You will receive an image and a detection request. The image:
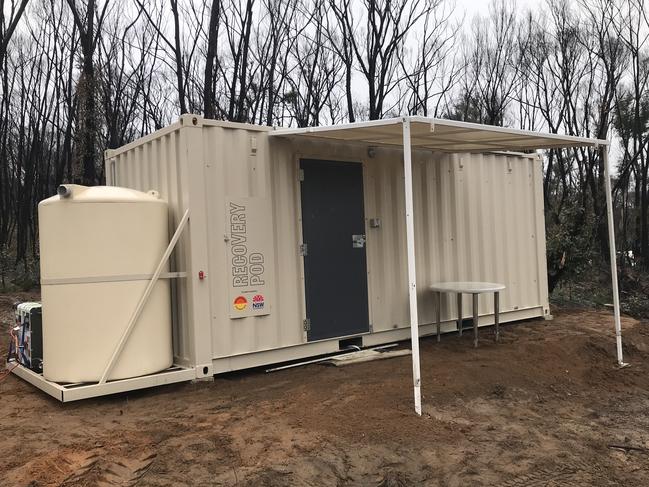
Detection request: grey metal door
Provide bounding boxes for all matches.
[300,159,370,341]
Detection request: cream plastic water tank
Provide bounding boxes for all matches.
[38,185,173,383]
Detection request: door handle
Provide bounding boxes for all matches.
[352,234,366,248]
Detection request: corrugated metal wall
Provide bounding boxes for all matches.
[201,124,304,359]
[278,138,548,335]
[105,119,549,369]
[368,149,547,329]
[105,123,195,366]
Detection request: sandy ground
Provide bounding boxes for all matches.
[2,293,649,486]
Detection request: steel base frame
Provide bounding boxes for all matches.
[7,361,195,402]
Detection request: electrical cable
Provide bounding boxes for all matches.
[0,323,21,383]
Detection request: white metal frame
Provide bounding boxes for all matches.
[7,361,195,402]
[275,116,625,414]
[272,116,608,150]
[409,122,623,413]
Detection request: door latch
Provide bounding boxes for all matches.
[352,234,366,248]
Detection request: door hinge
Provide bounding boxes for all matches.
[299,243,308,256]
[298,169,304,181]
[303,318,311,331]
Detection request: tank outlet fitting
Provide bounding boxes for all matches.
[57,185,72,199]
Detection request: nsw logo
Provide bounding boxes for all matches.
[252,294,265,310]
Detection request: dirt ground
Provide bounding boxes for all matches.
[2,293,649,486]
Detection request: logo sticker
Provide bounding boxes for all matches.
[252,294,265,310]
[233,296,247,311]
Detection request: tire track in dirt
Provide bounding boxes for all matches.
[499,459,611,486]
[1,442,157,486]
[60,449,157,486]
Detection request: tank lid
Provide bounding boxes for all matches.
[40,185,163,205]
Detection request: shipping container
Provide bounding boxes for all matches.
[103,115,551,379]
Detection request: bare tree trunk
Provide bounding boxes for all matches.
[66,0,109,185]
[204,0,221,119]
[0,0,29,60]
[170,0,187,114]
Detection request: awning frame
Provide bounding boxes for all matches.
[271,115,625,416]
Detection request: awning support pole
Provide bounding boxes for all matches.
[99,209,190,384]
[402,117,422,415]
[602,146,626,366]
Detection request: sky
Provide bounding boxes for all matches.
[455,0,493,15]
[454,0,544,19]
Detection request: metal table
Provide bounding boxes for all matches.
[430,282,506,347]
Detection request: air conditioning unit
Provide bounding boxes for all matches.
[11,302,43,373]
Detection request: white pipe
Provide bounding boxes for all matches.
[402,117,422,415]
[264,344,398,373]
[602,147,626,366]
[99,209,190,384]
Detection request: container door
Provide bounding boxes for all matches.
[300,159,370,341]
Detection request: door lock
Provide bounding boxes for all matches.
[352,234,366,248]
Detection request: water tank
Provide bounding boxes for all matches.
[38,185,173,383]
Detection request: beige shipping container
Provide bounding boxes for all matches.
[104,115,550,379]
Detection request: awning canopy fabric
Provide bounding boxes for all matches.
[270,116,608,153]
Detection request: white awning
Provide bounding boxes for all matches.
[273,116,622,416]
[270,116,608,152]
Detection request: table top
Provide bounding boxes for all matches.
[430,281,506,293]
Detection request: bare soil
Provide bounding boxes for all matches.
[2,292,649,486]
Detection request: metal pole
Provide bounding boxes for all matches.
[602,146,626,366]
[436,291,441,342]
[494,291,500,342]
[457,293,463,336]
[472,293,479,348]
[99,209,190,384]
[403,117,422,415]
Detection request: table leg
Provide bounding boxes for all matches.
[436,291,441,342]
[457,293,463,336]
[473,293,479,348]
[494,291,500,342]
